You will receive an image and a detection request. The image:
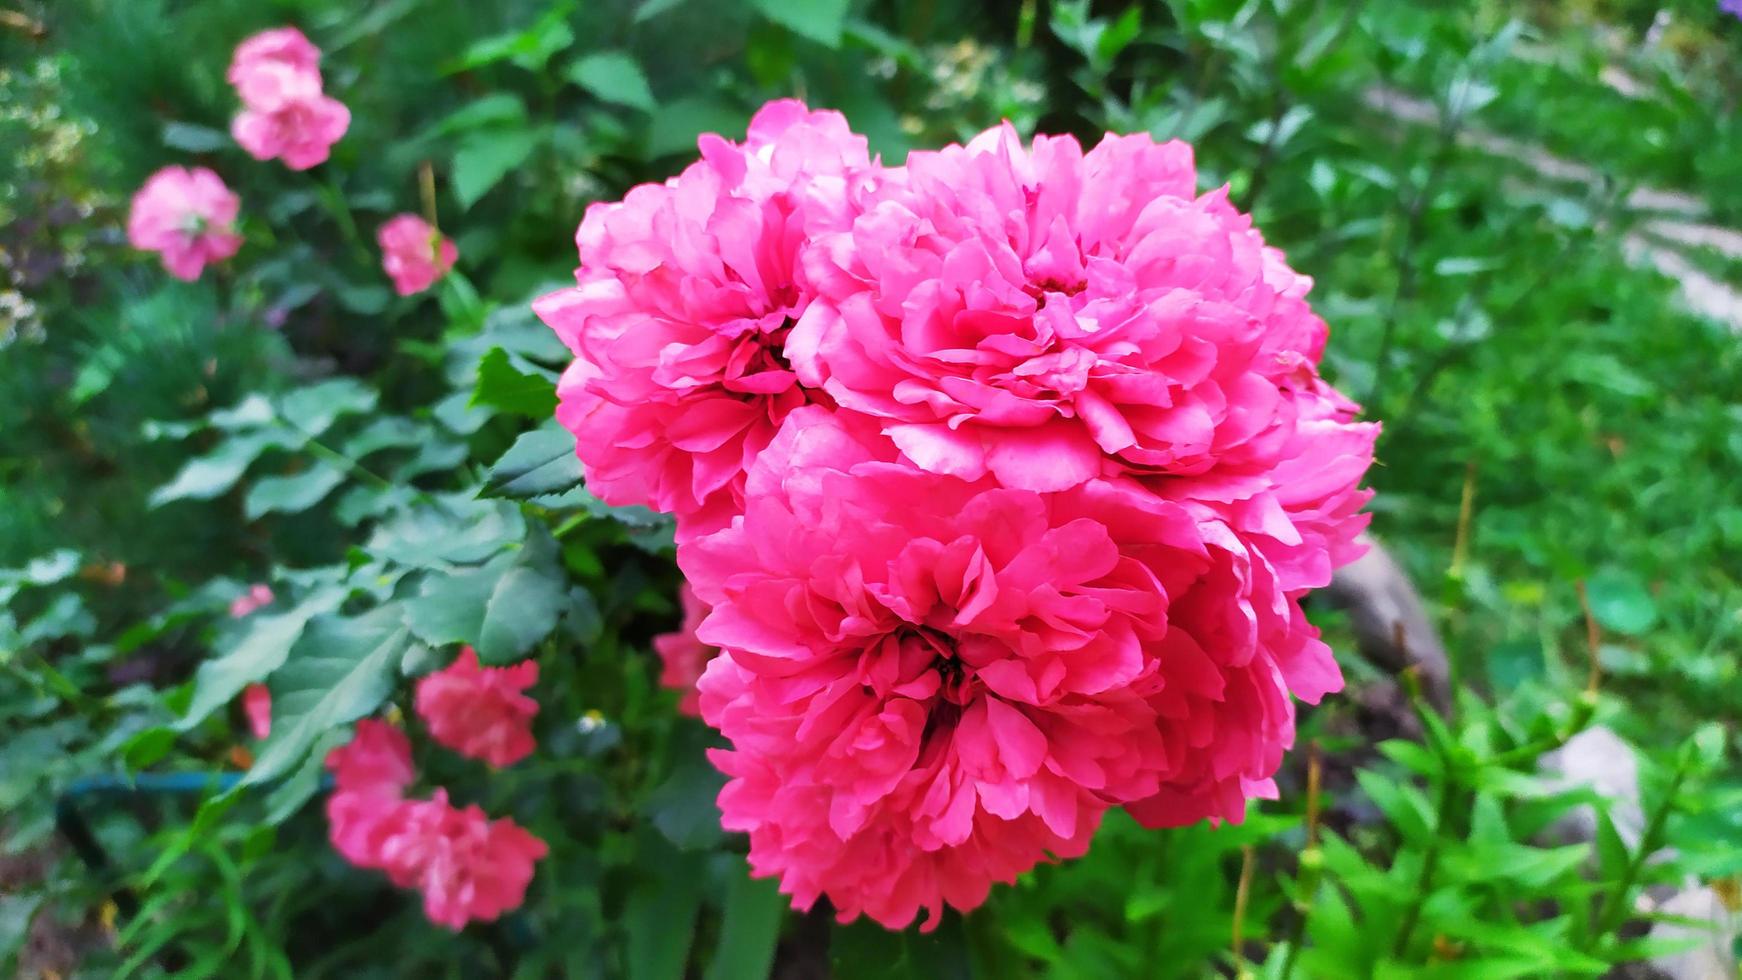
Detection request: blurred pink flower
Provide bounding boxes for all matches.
[1724,0,1742,21]
[226,27,321,105]
[324,720,418,867]
[323,720,545,929]
[241,683,272,740]
[377,214,457,296]
[126,166,243,281]
[227,26,348,170]
[228,583,275,618]
[651,583,717,716]
[414,647,539,768]
[533,99,872,539]
[375,790,548,931]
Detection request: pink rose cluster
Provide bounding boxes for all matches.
[322,648,546,930]
[227,27,348,170]
[128,28,459,296]
[537,102,1377,930]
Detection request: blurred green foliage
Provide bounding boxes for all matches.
[3,0,1741,976]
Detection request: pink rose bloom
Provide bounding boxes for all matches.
[790,124,1343,494]
[126,166,243,281]
[534,100,873,540]
[230,73,350,170]
[414,647,538,768]
[241,683,272,740]
[229,583,274,618]
[377,214,458,296]
[679,407,1358,928]
[227,27,348,171]
[374,790,548,930]
[226,27,322,105]
[651,584,717,716]
[324,720,418,867]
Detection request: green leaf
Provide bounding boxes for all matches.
[244,466,347,520]
[265,727,349,824]
[832,913,972,980]
[366,498,526,567]
[647,96,744,158]
[402,548,566,663]
[625,840,707,980]
[568,51,656,111]
[452,128,541,210]
[148,432,277,507]
[705,871,785,980]
[121,726,178,771]
[20,592,95,643]
[485,423,583,499]
[645,758,727,851]
[747,0,849,47]
[447,6,575,73]
[0,893,42,974]
[1583,568,1657,636]
[178,592,343,730]
[245,606,420,786]
[21,549,79,586]
[472,347,558,418]
[279,378,380,437]
[161,121,229,152]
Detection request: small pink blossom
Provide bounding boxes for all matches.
[374,790,548,931]
[651,584,717,716]
[126,166,243,281]
[226,27,321,105]
[534,100,872,539]
[377,214,458,296]
[229,583,275,618]
[241,683,272,740]
[227,27,348,170]
[414,647,539,768]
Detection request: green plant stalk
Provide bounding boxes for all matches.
[1390,775,1456,959]
[1588,760,1689,950]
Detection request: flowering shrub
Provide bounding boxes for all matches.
[537,104,1375,928]
[8,1,1742,977]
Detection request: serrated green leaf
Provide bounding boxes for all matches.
[244,466,347,520]
[472,346,558,418]
[402,548,566,663]
[486,423,583,498]
[245,606,419,786]
[279,379,380,438]
[568,50,656,111]
[149,432,278,507]
[366,498,526,567]
[178,592,344,730]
